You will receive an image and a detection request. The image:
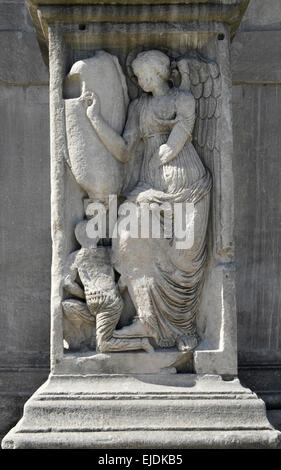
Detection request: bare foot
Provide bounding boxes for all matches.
[176,334,198,352]
[141,338,154,353]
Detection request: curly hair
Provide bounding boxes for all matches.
[132,50,170,81]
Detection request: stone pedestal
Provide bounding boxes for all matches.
[2,0,281,449]
[3,374,280,449]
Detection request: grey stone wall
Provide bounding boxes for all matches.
[232,1,281,364]
[0,0,281,441]
[0,0,50,440]
[231,0,281,428]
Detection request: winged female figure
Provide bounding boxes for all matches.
[81,49,213,352]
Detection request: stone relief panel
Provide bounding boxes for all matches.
[62,48,221,357]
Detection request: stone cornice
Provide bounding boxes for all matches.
[25,1,249,64]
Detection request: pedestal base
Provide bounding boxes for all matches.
[2,374,281,449]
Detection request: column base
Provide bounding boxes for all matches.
[2,373,281,449]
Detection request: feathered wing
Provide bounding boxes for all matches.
[176,52,221,172]
[176,52,221,248]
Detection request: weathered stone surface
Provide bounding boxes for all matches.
[56,350,193,374]
[267,411,281,432]
[0,1,51,445]
[64,51,128,198]
[7,0,278,450]
[2,0,281,450]
[0,1,33,31]
[2,374,280,449]
[232,84,281,363]
[26,0,249,63]
[240,0,281,30]
[0,31,48,84]
[239,366,281,409]
[0,83,50,367]
[5,430,281,449]
[54,47,215,359]
[0,367,48,441]
[231,31,281,84]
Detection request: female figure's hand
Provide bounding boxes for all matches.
[135,190,152,204]
[157,144,175,166]
[79,90,101,120]
[79,87,132,163]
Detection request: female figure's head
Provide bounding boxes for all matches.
[132,50,170,94]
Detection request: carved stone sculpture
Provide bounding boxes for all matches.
[62,49,215,355]
[63,220,154,353]
[4,1,280,450]
[64,50,129,200]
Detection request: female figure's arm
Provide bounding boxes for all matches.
[82,91,140,163]
[158,92,196,165]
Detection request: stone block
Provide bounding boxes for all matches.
[231,31,281,84]
[0,84,51,367]
[232,84,281,362]
[267,411,281,432]
[240,0,281,30]
[239,366,281,409]
[0,2,33,32]
[0,366,49,443]
[2,374,281,449]
[0,31,48,85]
[3,0,280,450]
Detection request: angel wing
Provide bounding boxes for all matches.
[176,52,222,252]
[176,52,221,173]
